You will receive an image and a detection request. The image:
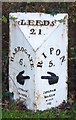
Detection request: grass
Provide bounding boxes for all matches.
[2,100,76,119]
[2,108,76,119]
[2,110,56,119]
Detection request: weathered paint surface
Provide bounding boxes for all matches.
[9,13,68,111]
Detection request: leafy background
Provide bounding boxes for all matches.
[2,2,76,119]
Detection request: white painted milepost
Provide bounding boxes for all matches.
[9,13,68,111]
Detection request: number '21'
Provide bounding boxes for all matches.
[30,29,41,35]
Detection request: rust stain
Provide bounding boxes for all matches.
[64,15,68,20]
[13,23,16,27]
[35,90,43,106]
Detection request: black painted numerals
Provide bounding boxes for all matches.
[49,60,55,67]
[30,29,41,35]
[10,46,34,70]
[30,29,36,35]
[37,47,66,68]
[19,59,23,65]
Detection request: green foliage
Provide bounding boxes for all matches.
[46,3,68,15]
[9,16,17,21]
[2,91,14,101]
[58,19,65,23]
[72,103,76,113]
[2,15,18,24]
[2,3,76,119]
[72,16,76,23]
[69,46,76,60]
[2,104,76,118]
[47,9,58,16]
[2,15,7,23]
[9,100,19,111]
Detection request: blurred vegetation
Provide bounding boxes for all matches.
[2,102,76,118]
[2,2,76,118]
